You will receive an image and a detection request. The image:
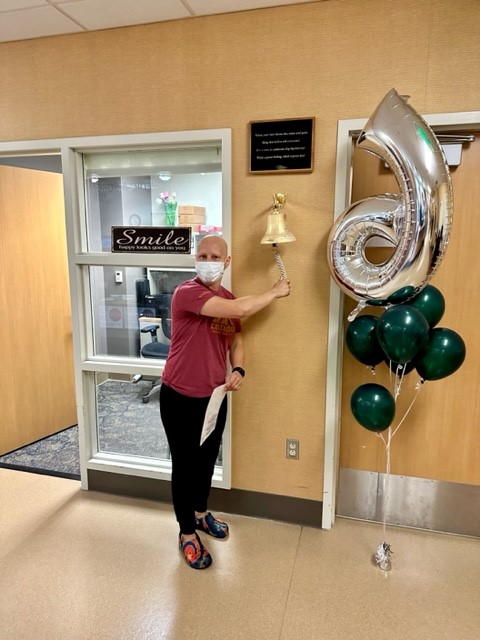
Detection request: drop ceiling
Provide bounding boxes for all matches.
[0,0,319,44]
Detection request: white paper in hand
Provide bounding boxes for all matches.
[200,385,227,445]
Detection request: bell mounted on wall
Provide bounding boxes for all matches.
[261,193,296,278]
[261,193,296,245]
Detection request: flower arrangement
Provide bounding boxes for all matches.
[159,191,176,203]
[157,191,177,226]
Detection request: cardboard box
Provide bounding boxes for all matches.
[178,213,206,224]
[178,205,206,226]
[178,205,206,216]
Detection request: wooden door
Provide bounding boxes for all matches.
[0,165,76,454]
[339,133,480,486]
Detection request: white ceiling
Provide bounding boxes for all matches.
[0,0,319,44]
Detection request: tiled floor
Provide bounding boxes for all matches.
[0,468,478,640]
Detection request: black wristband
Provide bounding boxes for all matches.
[232,366,245,377]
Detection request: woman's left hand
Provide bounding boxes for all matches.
[224,371,244,391]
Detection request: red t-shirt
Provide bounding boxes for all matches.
[161,277,241,397]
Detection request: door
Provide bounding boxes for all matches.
[336,132,480,535]
[0,164,76,454]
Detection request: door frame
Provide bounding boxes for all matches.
[322,108,480,529]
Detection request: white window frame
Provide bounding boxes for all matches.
[0,129,232,491]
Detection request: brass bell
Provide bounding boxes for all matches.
[260,193,296,245]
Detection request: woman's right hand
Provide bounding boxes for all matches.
[272,277,291,298]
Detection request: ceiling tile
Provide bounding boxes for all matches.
[0,0,318,44]
[61,0,191,31]
[187,0,317,17]
[0,5,82,42]
[0,0,49,11]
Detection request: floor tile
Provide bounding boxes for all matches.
[280,518,480,640]
[1,470,479,640]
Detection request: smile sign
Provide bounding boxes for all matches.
[111,227,191,253]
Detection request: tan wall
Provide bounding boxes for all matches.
[1,0,479,499]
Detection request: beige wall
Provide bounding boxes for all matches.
[1,0,479,500]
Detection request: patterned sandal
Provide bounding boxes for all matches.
[179,532,213,570]
[195,512,229,539]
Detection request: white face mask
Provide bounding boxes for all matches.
[195,261,225,285]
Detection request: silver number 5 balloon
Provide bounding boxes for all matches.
[328,88,453,317]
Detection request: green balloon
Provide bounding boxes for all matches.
[387,285,417,304]
[350,383,396,432]
[367,286,416,307]
[407,285,445,327]
[346,315,384,366]
[415,328,466,381]
[376,305,429,364]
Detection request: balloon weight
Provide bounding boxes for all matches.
[346,315,384,366]
[415,328,466,381]
[350,383,396,432]
[376,305,429,364]
[407,285,445,327]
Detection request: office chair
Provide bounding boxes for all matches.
[134,278,172,403]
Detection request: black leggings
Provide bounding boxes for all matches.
[159,383,227,535]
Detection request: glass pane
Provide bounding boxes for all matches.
[89,266,195,358]
[83,147,223,253]
[95,372,223,465]
[96,373,169,459]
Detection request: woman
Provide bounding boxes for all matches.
[160,234,290,569]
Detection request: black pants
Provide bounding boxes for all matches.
[159,383,227,535]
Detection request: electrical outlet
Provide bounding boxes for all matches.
[286,438,299,460]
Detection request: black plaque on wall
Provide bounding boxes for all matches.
[249,117,314,173]
[111,227,191,253]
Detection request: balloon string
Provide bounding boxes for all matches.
[384,428,392,540]
[391,380,423,439]
[376,380,424,538]
[376,428,392,540]
[388,361,407,400]
[394,366,406,400]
